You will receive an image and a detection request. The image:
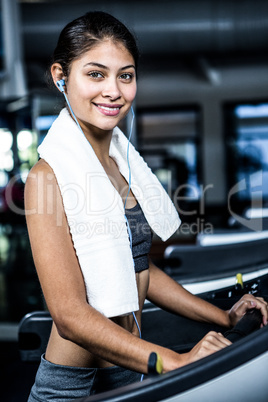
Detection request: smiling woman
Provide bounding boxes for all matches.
[24,10,268,402]
[51,40,137,135]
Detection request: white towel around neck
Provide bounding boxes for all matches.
[38,108,181,317]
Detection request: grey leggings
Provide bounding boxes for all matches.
[28,354,141,401]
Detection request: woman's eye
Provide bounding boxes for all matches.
[120,73,133,81]
[89,71,103,78]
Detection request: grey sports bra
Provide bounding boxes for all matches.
[125,203,153,273]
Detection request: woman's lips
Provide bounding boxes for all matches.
[94,103,123,117]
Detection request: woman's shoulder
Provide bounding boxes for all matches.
[24,159,63,216]
[25,159,56,194]
[30,158,53,174]
[27,159,55,182]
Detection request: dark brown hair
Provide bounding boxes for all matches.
[51,11,139,78]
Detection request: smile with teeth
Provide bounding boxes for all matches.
[98,105,120,111]
[95,103,123,116]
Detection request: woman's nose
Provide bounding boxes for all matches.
[102,78,121,100]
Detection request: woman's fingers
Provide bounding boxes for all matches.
[228,294,268,327]
[202,332,232,350]
[187,331,231,363]
[255,297,268,326]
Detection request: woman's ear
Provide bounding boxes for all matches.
[51,63,66,92]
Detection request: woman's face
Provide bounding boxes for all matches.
[64,40,137,136]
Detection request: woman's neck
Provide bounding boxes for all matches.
[84,127,113,167]
[74,117,113,166]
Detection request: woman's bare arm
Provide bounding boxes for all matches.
[147,259,268,328]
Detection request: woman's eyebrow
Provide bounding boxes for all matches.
[83,62,135,70]
[83,62,108,69]
[120,64,136,71]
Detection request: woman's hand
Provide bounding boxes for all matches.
[184,331,232,364]
[227,294,268,328]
